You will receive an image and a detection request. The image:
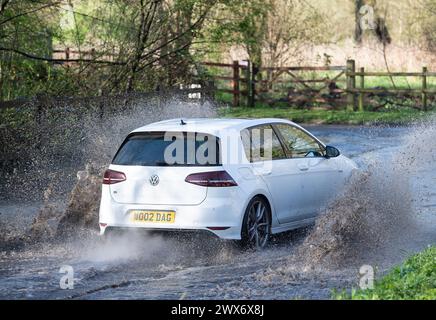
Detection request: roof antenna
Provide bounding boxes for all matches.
[180,119,187,125]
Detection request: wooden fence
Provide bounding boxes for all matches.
[201,61,253,107]
[52,48,115,63]
[202,59,436,110]
[4,48,436,111]
[256,64,346,108]
[346,60,436,111]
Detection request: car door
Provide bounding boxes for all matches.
[274,123,344,218]
[241,124,307,224]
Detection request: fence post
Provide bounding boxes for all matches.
[250,63,258,108]
[65,47,70,60]
[346,59,356,111]
[244,60,256,108]
[267,69,272,90]
[422,66,427,111]
[358,67,364,112]
[206,80,215,102]
[244,60,251,107]
[200,80,214,104]
[232,60,240,107]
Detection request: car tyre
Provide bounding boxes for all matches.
[239,196,271,249]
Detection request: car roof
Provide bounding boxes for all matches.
[131,118,300,136]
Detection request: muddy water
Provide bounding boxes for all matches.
[0,124,435,300]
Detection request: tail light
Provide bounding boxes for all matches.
[103,169,126,185]
[185,171,237,187]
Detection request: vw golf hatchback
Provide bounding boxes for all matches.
[99,118,357,248]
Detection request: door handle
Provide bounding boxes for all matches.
[252,161,273,176]
[298,163,309,171]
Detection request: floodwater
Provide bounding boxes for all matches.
[0,124,435,300]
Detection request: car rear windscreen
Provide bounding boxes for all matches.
[112,132,221,166]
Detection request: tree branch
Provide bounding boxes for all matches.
[138,6,211,62]
[136,40,192,72]
[0,1,60,26]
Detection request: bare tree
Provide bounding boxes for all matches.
[262,0,325,68]
[355,0,364,43]
[0,0,217,98]
[354,0,391,45]
[125,0,161,92]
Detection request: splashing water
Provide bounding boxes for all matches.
[0,96,218,249]
[286,117,436,271]
[0,99,435,299]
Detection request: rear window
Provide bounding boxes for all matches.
[112,131,221,166]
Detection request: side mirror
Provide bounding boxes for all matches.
[325,145,340,158]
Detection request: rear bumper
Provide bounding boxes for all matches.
[99,186,246,240]
[102,226,220,239]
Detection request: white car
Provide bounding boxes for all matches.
[99,118,357,248]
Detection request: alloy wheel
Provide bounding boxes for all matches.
[246,199,270,248]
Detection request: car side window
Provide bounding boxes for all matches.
[241,124,286,162]
[275,124,325,158]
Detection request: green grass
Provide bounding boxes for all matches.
[333,246,436,300]
[219,106,433,125]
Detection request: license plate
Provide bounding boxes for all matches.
[130,210,175,223]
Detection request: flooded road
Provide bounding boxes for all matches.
[0,124,435,300]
